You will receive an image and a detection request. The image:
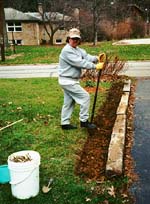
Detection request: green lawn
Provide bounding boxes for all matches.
[0,41,143,203]
[0,78,129,204]
[1,41,150,65]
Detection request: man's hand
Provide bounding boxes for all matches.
[96,62,104,70]
[98,53,106,63]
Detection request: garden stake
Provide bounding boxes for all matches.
[0,118,23,131]
[90,69,102,123]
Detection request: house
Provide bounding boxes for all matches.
[4,7,75,45]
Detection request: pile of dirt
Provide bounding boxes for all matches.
[75,77,124,180]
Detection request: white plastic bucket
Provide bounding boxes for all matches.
[8,150,40,200]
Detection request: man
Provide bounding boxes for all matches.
[58,28,104,130]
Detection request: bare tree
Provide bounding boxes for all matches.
[92,0,100,45]
[77,0,106,45]
[38,1,77,45]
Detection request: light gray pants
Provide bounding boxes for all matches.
[60,83,90,125]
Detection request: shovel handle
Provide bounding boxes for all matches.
[90,69,102,123]
[47,178,53,188]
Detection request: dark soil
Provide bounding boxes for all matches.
[75,75,137,203]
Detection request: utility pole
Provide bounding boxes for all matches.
[0,0,5,61]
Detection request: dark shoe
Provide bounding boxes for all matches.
[80,121,97,129]
[61,124,77,130]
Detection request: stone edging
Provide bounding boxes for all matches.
[106,79,131,177]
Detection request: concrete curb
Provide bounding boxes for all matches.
[106,79,131,177]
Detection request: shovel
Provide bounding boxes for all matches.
[90,53,107,123]
[42,178,53,193]
[90,69,102,123]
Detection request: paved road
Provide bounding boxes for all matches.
[0,64,58,78]
[120,61,150,77]
[0,61,150,78]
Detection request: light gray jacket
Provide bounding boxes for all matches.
[58,43,97,79]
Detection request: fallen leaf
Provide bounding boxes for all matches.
[107,185,116,197]
[85,197,91,202]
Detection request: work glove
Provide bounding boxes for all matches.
[96,62,104,70]
[97,52,107,63]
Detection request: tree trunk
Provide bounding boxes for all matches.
[0,0,5,61]
[92,0,98,46]
[49,33,54,45]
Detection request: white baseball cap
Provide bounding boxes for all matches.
[68,28,81,39]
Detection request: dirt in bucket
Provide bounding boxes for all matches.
[9,153,32,162]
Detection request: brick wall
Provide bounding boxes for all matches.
[7,22,68,45]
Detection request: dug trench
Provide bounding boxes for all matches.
[75,75,137,203]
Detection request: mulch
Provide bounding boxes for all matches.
[75,75,138,203]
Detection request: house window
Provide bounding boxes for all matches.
[7,22,22,32]
[16,40,22,45]
[8,39,22,45]
[55,39,62,44]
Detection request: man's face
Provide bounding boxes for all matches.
[69,38,80,48]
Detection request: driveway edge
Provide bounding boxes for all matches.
[106,79,131,177]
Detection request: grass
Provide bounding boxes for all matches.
[0,41,146,203]
[0,77,130,204]
[1,41,150,65]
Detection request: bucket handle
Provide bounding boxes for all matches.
[10,166,38,185]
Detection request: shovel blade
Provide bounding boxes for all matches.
[42,186,52,193]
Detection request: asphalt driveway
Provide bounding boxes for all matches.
[131,79,150,204]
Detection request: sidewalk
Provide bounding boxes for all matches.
[120,61,150,77]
